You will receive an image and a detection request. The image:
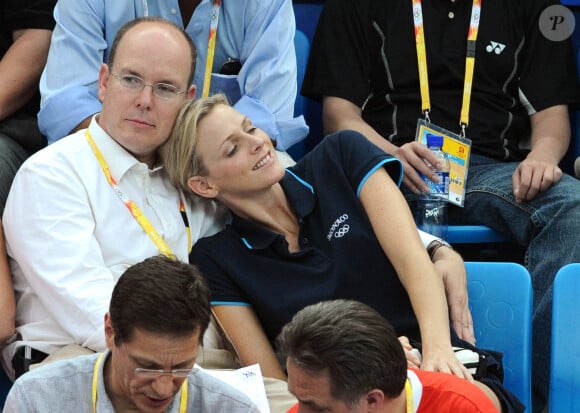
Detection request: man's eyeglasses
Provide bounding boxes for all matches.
[123,345,195,379]
[112,73,186,100]
[133,367,195,379]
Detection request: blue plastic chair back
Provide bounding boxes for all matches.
[287,29,311,161]
[466,261,533,410]
[575,48,580,160]
[447,225,508,244]
[549,263,580,412]
[293,29,309,119]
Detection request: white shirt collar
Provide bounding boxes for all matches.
[87,115,163,181]
[407,369,423,412]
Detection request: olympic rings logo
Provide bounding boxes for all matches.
[327,214,350,240]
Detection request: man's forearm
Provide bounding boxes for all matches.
[529,104,570,164]
[322,96,399,155]
[0,29,52,121]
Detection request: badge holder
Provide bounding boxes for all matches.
[415,119,472,207]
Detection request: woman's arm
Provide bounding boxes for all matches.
[359,167,471,379]
[213,305,287,380]
[420,231,475,344]
[0,220,16,343]
[432,246,475,345]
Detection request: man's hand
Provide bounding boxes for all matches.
[512,156,562,203]
[393,141,443,194]
[432,246,475,345]
[514,104,571,203]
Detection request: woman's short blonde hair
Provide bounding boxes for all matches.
[161,93,230,194]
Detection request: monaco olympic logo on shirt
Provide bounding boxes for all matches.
[326,214,350,241]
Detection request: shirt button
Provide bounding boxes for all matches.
[448,11,455,19]
[302,237,309,244]
[171,8,177,14]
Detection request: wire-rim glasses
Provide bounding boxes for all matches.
[122,345,195,379]
[112,73,186,100]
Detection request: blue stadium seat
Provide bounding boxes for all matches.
[447,225,508,244]
[466,261,533,410]
[563,45,580,175]
[293,29,309,120]
[292,1,324,41]
[574,48,580,161]
[0,367,11,409]
[291,1,324,158]
[549,263,580,412]
[287,29,311,161]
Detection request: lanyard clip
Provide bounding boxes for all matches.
[460,123,467,138]
[423,110,431,124]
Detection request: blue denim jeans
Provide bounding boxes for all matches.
[405,153,580,411]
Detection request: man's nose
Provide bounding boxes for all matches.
[150,374,177,397]
[135,85,154,108]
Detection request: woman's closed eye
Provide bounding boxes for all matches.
[225,142,239,157]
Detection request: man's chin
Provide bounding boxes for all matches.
[135,395,174,413]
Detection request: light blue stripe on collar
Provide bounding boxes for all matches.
[241,237,253,249]
[211,301,250,306]
[285,169,314,194]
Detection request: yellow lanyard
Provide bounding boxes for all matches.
[202,0,222,98]
[405,378,414,413]
[85,130,191,256]
[91,353,188,413]
[412,0,482,136]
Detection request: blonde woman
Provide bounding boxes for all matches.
[162,95,522,413]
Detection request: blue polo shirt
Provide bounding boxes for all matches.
[190,130,420,344]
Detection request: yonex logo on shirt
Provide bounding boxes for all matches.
[327,214,350,240]
[486,41,506,55]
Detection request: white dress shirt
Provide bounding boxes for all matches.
[1,117,227,375]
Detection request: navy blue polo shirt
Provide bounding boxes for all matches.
[190,130,420,345]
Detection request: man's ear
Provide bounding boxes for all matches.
[188,176,218,199]
[186,84,196,99]
[97,64,110,103]
[365,389,386,412]
[104,312,115,351]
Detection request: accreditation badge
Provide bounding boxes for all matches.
[415,119,472,207]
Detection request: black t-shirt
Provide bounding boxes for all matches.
[302,0,580,161]
[0,0,56,116]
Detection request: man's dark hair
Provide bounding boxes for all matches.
[109,255,211,346]
[107,17,197,87]
[277,299,407,408]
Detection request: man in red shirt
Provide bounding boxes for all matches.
[279,300,514,413]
